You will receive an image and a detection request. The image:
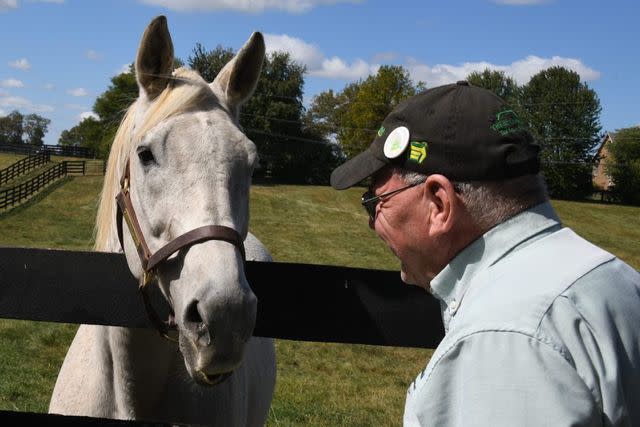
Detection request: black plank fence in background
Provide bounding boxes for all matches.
[0,144,96,159]
[0,160,102,211]
[0,152,51,186]
[0,246,445,426]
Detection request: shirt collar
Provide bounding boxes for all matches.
[429,201,562,330]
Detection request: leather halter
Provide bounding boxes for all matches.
[116,158,246,339]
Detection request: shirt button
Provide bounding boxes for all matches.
[449,300,459,314]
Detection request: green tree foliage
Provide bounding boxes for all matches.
[521,66,602,199]
[59,116,103,154]
[466,68,520,105]
[308,65,420,160]
[605,127,640,205]
[0,110,50,145]
[23,113,51,146]
[92,65,138,157]
[189,45,338,184]
[0,110,24,144]
[57,65,138,157]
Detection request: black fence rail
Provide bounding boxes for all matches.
[0,152,51,186]
[0,160,106,211]
[65,160,86,175]
[0,144,96,159]
[0,163,66,210]
[0,246,444,426]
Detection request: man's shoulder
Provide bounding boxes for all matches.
[450,227,615,334]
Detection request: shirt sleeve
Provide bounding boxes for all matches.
[404,330,602,427]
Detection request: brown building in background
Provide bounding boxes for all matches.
[593,132,615,191]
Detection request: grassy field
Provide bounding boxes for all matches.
[0,170,638,425]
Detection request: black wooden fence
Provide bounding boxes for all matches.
[0,152,51,186]
[0,161,96,210]
[0,144,96,159]
[0,246,445,425]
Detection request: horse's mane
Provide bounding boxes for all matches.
[94,68,214,252]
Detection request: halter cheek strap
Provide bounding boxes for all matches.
[115,159,246,339]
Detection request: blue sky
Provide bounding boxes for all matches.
[0,0,638,146]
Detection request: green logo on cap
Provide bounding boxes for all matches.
[409,141,428,164]
[377,126,386,137]
[491,109,525,136]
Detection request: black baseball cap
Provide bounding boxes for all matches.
[330,81,540,190]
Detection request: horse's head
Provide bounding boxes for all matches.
[97,16,265,386]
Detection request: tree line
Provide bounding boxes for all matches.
[0,111,50,146]
[4,41,635,203]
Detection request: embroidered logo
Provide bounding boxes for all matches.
[490,108,525,136]
[409,141,428,164]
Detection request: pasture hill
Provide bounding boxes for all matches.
[0,155,638,425]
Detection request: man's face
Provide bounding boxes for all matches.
[368,168,431,289]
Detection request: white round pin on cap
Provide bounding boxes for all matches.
[383,126,410,159]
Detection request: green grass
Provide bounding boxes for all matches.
[0,176,638,426]
[0,153,25,170]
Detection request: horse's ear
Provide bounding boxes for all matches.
[212,32,265,109]
[135,15,174,100]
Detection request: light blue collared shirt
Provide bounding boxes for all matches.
[404,202,640,426]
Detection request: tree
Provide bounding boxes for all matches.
[521,66,602,199]
[189,46,338,184]
[23,113,51,146]
[466,68,520,105]
[59,116,103,154]
[90,65,139,157]
[309,65,420,160]
[605,127,640,205]
[0,110,24,144]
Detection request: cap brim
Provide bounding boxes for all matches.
[330,149,387,190]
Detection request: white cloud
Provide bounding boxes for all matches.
[0,0,17,11]
[406,55,600,87]
[67,87,89,97]
[265,34,324,69]
[314,57,378,80]
[265,33,377,80]
[0,108,5,116]
[1,78,24,88]
[265,33,599,89]
[139,0,361,13]
[491,0,551,4]
[0,94,54,113]
[79,111,99,121]
[9,58,31,70]
[118,63,132,75]
[1,0,63,11]
[44,83,55,90]
[86,49,102,61]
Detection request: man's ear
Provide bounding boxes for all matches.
[424,174,458,236]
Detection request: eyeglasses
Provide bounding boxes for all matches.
[361,180,425,221]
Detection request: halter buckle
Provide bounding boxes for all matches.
[142,269,154,289]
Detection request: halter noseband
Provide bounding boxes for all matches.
[116,158,246,339]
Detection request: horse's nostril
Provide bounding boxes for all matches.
[185,299,202,324]
[185,300,212,346]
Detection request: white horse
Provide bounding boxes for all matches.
[48,16,276,426]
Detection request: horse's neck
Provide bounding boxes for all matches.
[105,326,183,417]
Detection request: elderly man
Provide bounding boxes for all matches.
[330,81,640,426]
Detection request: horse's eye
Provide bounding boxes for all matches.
[137,148,155,166]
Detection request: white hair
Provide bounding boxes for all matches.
[397,169,548,231]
